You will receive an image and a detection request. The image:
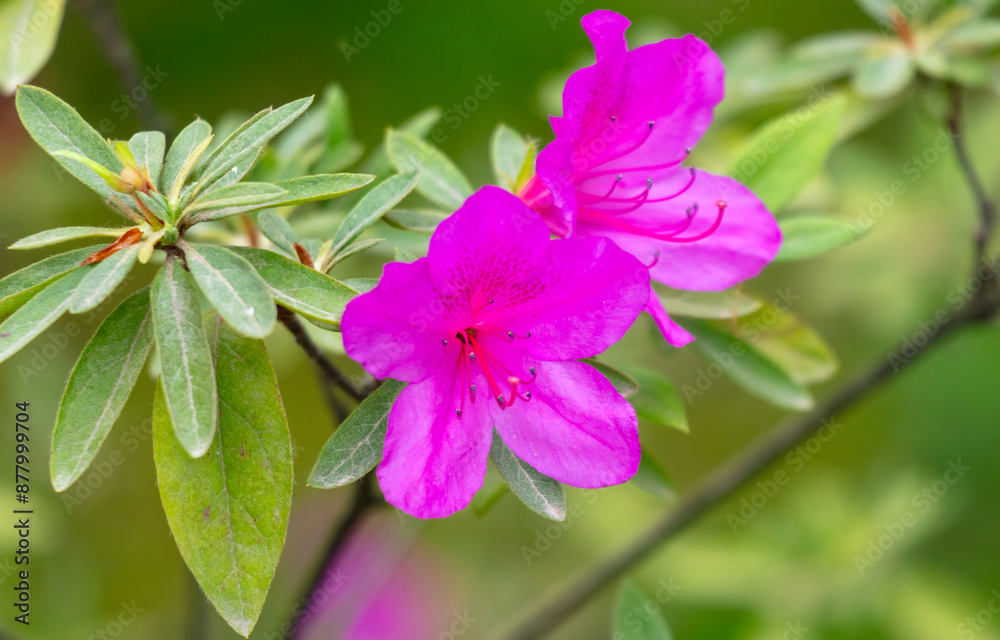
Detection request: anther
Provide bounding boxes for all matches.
[508,330,514,339]
[456,409,462,417]
[488,298,494,304]
[470,384,477,398]
[469,353,476,363]
[496,395,505,408]
[525,392,532,400]
[610,115,617,121]
[648,121,655,129]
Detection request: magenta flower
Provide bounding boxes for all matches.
[342,186,649,518]
[519,10,782,347]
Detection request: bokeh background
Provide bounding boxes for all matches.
[1,1,999,639]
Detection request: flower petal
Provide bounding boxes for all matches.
[645,285,695,347]
[490,359,640,488]
[377,364,492,519]
[495,236,649,361]
[578,171,782,291]
[528,138,576,237]
[341,258,453,383]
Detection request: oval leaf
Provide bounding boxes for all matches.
[308,379,406,488]
[162,119,213,204]
[128,131,166,188]
[490,430,567,521]
[0,0,66,94]
[51,288,153,491]
[151,256,217,457]
[186,182,287,216]
[386,129,472,210]
[153,322,292,637]
[184,244,276,339]
[776,214,869,262]
[657,288,763,320]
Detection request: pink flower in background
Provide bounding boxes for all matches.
[342,186,649,518]
[519,10,782,347]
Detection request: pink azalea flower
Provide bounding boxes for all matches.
[519,10,782,347]
[342,186,649,518]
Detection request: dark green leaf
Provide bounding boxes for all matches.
[151,256,217,457]
[626,367,689,432]
[308,380,406,488]
[153,322,292,637]
[183,244,276,338]
[51,288,153,491]
[490,430,566,521]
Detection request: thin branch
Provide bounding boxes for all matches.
[948,84,997,271]
[490,293,996,640]
[287,474,379,640]
[75,0,171,133]
[277,307,365,403]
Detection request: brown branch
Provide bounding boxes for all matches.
[277,306,365,403]
[75,0,171,133]
[490,292,996,640]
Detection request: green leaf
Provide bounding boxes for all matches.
[361,106,441,176]
[183,244,276,339]
[128,131,166,188]
[382,208,448,234]
[332,170,419,255]
[328,237,384,268]
[0,0,66,94]
[51,288,153,491]
[341,277,378,294]
[151,256,217,457]
[626,367,689,432]
[308,380,405,488]
[15,85,122,200]
[197,96,313,193]
[386,129,472,210]
[136,190,171,222]
[185,182,287,216]
[776,215,868,262]
[9,226,132,250]
[853,0,896,21]
[0,245,96,316]
[657,289,763,320]
[0,266,86,364]
[491,124,532,191]
[633,450,677,501]
[489,430,566,521]
[744,304,839,385]
[394,247,418,263]
[198,108,270,185]
[186,173,374,225]
[472,478,509,518]
[257,211,297,255]
[685,320,813,411]
[581,358,639,397]
[613,581,674,640]
[162,119,213,204]
[945,18,1000,48]
[227,246,358,330]
[69,244,140,314]
[853,50,915,99]
[728,93,846,213]
[153,322,292,637]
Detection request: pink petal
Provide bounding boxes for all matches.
[426,186,551,310]
[645,286,695,347]
[527,138,576,236]
[490,358,640,487]
[377,362,492,519]
[341,258,454,383]
[578,171,781,291]
[494,236,649,361]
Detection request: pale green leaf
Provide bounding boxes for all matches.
[745,304,839,385]
[69,243,140,313]
[151,256,217,457]
[0,245,96,316]
[0,0,66,94]
[853,51,915,99]
[0,266,85,364]
[15,85,122,200]
[329,237,384,268]
[394,247,418,263]
[257,211,297,255]
[51,288,153,491]
[776,215,869,262]
[183,244,276,339]
[491,124,531,191]
[332,170,419,255]
[308,380,405,488]
[657,289,763,320]
[490,430,566,521]
[387,129,472,210]
[382,208,448,235]
[153,322,292,637]
[127,131,166,188]
[162,119,213,203]
[185,182,287,216]
[10,226,132,250]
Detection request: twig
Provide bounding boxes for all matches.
[75,0,171,133]
[277,307,365,403]
[948,84,997,272]
[287,474,378,640]
[490,292,996,640]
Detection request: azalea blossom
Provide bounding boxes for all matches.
[519,10,782,346]
[341,186,649,518]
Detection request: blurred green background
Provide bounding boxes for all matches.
[1,0,999,639]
